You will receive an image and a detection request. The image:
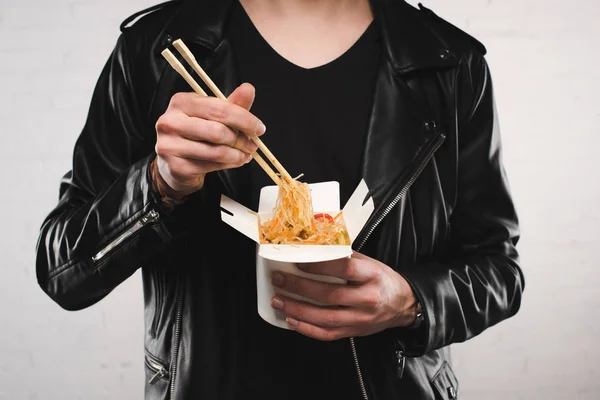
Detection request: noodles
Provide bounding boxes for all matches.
[162,40,352,245]
[259,178,350,245]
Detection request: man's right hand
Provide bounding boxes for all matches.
[154,83,265,198]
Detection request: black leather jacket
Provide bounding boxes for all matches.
[36,1,524,399]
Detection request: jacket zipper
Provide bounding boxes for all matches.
[170,284,185,400]
[92,210,160,263]
[146,355,170,384]
[349,338,369,399]
[351,132,446,400]
[355,133,446,252]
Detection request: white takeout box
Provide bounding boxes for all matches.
[220,180,374,329]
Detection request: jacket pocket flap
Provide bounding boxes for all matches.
[431,361,459,399]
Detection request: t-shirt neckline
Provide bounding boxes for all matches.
[234,2,377,73]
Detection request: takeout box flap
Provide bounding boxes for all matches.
[342,179,374,243]
[219,180,375,260]
[220,195,260,243]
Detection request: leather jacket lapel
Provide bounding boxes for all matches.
[359,59,446,235]
[372,0,458,73]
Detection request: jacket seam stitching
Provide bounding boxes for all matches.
[430,360,459,393]
[430,360,449,383]
[144,346,170,367]
[46,258,79,280]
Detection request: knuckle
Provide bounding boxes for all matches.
[206,121,228,144]
[204,145,224,162]
[371,268,383,284]
[231,132,243,150]
[364,312,377,325]
[218,124,232,144]
[324,331,340,342]
[206,101,228,122]
[155,115,174,135]
[170,92,187,108]
[236,150,249,165]
[325,312,340,327]
[344,261,358,279]
[154,140,168,157]
[363,291,380,310]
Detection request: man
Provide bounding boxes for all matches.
[36,0,524,399]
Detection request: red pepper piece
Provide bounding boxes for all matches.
[314,213,334,223]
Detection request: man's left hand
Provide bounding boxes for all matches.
[270,251,418,341]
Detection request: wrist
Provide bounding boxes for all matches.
[156,169,194,201]
[390,275,420,328]
[150,158,193,209]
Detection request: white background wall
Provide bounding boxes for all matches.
[0,0,598,399]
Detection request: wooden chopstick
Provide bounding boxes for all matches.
[171,39,295,185]
[160,49,208,97]
[161,48,282,186]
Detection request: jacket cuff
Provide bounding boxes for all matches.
[388,270,432,357]
[143,155,208,240]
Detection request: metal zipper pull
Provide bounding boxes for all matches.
[396,350,406,379]
[141,210,160,224]
[149,365,168,384]
[146,356,169,384]
[92,210,160,263]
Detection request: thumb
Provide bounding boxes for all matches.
[227,82,256,110]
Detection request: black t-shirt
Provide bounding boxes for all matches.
[229,3,380,209]
[226,3,381,399]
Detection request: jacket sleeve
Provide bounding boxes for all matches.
[396,55,525,356]
[35,33,187,311]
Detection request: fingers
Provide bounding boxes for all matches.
[154,83,262,196]
[158,154,246,189]
[157,110,258,153]
[284,318,350,341]
[296,256,376,283]
[271,272,379,308]
[180,115,258,154]
[160,138,252,165]
[168,92,266,138]
[227,82,256,110]
[156,119,255,164]
[271,295,371,330]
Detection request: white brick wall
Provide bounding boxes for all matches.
[0,1,597,399]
